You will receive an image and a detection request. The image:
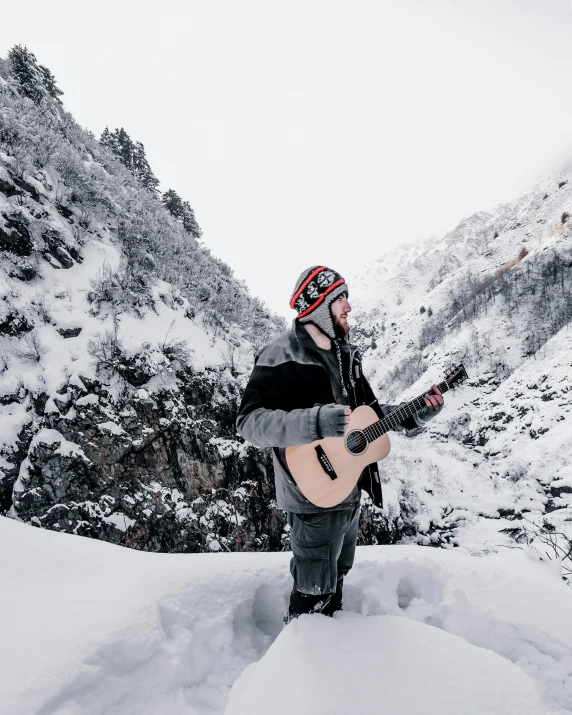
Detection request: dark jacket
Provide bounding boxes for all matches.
[236,322,422,513]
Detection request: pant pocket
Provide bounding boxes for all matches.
[290,538,331,596]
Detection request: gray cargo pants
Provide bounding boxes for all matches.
[286,503,360,620]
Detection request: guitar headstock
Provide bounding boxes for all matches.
[444,364,468,389]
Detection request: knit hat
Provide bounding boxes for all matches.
[290,265,349,340]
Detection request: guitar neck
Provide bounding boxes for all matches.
[365,380,449,442]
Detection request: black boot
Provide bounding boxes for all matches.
[284,587,338,624]
[319,577,343,617]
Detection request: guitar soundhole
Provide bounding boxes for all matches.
[345,429,368,455]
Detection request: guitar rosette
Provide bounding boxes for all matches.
[344,429,368,455]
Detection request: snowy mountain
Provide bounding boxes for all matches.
[1,44,572,715]
[349,171,572,559]
[1,43,571,574]
[0,49,286,553]
[1,515,571,714]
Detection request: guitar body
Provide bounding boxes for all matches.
[284,405,390,508]
[283,364,469,509]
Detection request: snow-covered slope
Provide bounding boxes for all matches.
[348,172,572,558]
[1,516,571,715]
[0,51,287,553]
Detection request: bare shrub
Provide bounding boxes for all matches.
[501,516,572,585]
[499,245,529,273]
[547,218,563,237]
[30,291,53,324]
[383,353,427,400]
[218,341,252,376]
[0,346,9,372]
[10,328,47,363]
[87,325,122,373]
[88,261,152,316]
[161,319,193,366]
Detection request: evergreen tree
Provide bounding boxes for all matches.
[99,127,159,196]
[8,44,63,104]
[182,200,203,239]
[132,141,160,196]
[116,128,135,168]
[100,127,119,154]
[162,189,185,219]
[38,64,64,102]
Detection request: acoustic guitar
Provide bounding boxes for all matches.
[284,364,468,508]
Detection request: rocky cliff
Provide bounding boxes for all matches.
[0,51,285,553]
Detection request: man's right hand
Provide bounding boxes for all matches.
[317,404,352,439]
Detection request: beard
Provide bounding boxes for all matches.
[334,316,350,339]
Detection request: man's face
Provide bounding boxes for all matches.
[331,292,351,338]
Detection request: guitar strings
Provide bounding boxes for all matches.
[354,368,465,445]
[360,379,449,444]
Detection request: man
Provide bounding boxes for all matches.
[236,265,444,622]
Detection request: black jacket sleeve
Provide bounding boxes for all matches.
[236,358,321,448]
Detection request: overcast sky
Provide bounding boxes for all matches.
[2,0,572,319]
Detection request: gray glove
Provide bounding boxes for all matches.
[413,386,444,427]
[316,403,350,439]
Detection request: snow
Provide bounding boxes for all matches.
[1,66,572,715]
[0,400,32,467]
[209,436,242,458]
[97,420,126,436]
[340,173,572,553]
[228,615,552,715]
[0,231,232,463]
[118,283,229,373]
[76,393,99,406]
[1,517,571,715]
[101,511,135,531]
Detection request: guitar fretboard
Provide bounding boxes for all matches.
[364,379,449,442]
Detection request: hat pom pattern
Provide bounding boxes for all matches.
[290,265,348,340]
[290,266,345,316]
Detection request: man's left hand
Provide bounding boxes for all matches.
[413,385,444,426]
[423,385,444,412]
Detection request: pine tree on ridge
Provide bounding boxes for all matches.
[8,44,63,104]
[99,127,159,196]
[181,200,203,239]
[162,189,185,220]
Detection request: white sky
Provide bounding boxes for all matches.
[2,0,572,319]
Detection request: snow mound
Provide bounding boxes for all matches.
[227,613,553,715]
[1,518,571,714]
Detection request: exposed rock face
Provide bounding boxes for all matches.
[0,151,286,555]
[0,52,295,556]
[0,213,34,256]
[0,307,33,337]
[7,365,281,553]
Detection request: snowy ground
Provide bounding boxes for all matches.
[1,516,571,715]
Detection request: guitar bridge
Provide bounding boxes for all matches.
[315,444,338,480]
